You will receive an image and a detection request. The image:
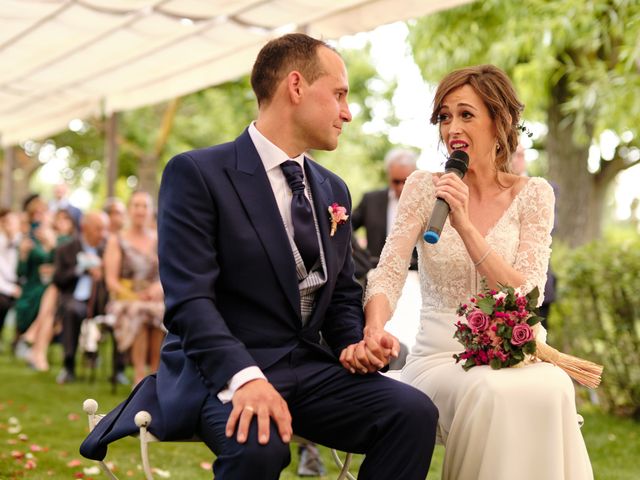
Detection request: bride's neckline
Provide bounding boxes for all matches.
[478,177,535,239]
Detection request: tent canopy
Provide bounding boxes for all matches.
[0,0,471,146]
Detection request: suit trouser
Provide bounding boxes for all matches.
[197,347,438,480]
[60,298,87,374]
[0,293,14,335]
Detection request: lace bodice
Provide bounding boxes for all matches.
[364,171,554,312]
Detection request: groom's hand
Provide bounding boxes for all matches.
[226,379,292,445]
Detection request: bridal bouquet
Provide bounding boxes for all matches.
[454,284,603,388]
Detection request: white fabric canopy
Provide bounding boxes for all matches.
[0,0,471,146]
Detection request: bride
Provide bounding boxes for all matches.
[360,65,593,479]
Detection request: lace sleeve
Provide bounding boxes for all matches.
[363,171,433,312]
[515,178,555,303]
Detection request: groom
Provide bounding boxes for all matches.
[80,33,437,479]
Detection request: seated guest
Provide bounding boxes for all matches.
[14,194,56,350]
[53,211,109,384]
[0,209,22,349]
[351,148,418,269]
[20,208,79,371]
[104,191,164,387]
[103,197,126,235]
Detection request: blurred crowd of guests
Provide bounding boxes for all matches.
[0,184,164,387]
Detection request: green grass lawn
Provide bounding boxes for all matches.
[0,338,638,479]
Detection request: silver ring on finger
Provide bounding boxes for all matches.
[244,406,255,413]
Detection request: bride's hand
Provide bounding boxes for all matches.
[433,172,471,233]
[363,326,399,368]
[339,328,399,374]
[339,327,399,374]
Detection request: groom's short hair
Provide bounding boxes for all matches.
[251,33,335,107]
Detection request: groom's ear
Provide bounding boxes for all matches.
[287,71,304,104]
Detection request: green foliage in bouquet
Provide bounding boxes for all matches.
[454,285,544,371]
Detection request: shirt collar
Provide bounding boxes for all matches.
[80,237,97,253]
[248,122,305,172]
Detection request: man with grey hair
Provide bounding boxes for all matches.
[352,148,418,269]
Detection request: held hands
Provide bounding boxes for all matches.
[433,172,470,232]
[226,378,292,445]
[339,327,399,374]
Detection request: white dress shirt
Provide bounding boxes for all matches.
[0,232,20,297]
[217,123,307,403]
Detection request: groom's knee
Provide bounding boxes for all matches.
[216,427,291,478]
[392,385,439,438]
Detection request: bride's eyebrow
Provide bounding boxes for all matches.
[456,102,478,111]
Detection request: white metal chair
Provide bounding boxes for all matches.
[83,399,355,480]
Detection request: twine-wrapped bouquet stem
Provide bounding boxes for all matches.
[535,341,603,389]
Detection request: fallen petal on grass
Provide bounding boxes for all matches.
[66,459,82,467]
[11,450,25,459]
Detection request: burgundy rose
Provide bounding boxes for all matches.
[467,309,490,333]
[511,323,534,346]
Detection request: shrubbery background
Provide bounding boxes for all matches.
[551,232,640,419]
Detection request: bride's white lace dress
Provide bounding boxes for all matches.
[365,171,593,480]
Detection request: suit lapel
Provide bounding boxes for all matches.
[225,131,300,317]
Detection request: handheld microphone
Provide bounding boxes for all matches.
[423,150,469,244]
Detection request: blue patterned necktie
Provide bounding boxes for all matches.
[280,160,319,271]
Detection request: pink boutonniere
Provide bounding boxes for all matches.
[328,203,349,237]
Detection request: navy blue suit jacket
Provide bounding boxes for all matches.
[80,129,364,460]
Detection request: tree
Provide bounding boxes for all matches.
[408,0,640,246]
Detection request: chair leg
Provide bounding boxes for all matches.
[82,399,119,480]
[331,449,356,480]
[135,411,154,480]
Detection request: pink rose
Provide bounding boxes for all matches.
[511,323,534,346]
[467,309,490,333]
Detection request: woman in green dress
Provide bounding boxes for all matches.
[14,195,56,338]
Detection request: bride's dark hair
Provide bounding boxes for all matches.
[430,64,524,173]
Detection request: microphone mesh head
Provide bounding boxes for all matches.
[446,150,469,176]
